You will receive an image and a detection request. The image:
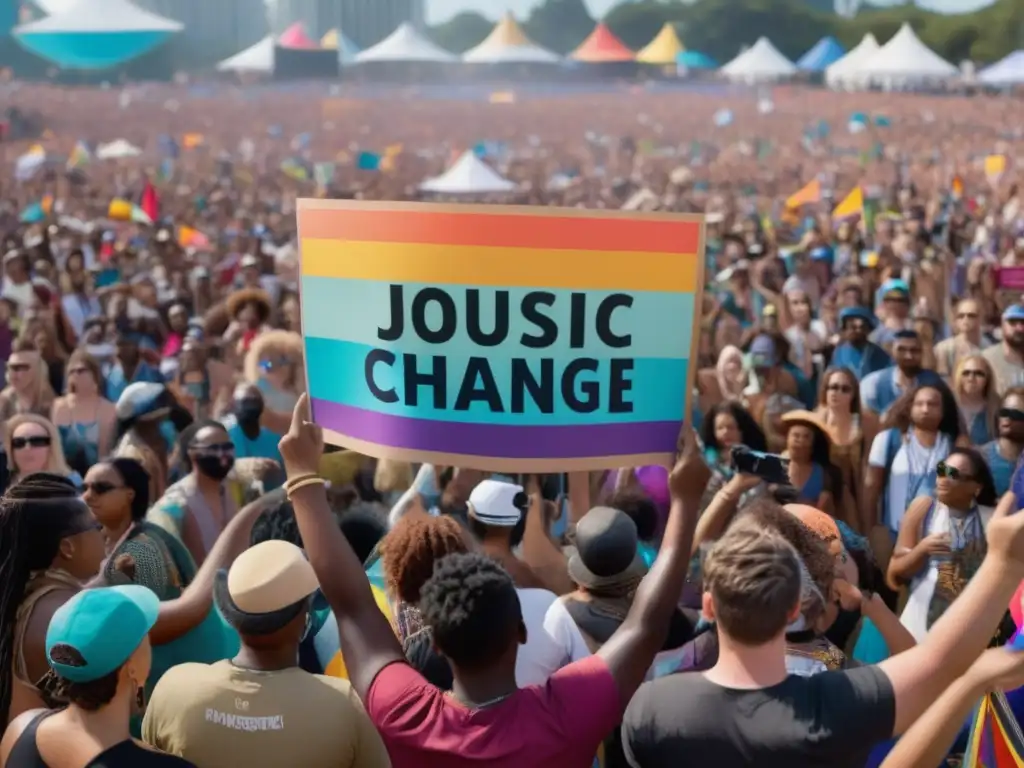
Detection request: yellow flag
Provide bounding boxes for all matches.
[108,199,132,221]
[785,179,821,210]
[984,154,1006,186]
[182,133,205,150]
[832,186,864,220]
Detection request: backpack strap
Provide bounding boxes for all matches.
[881,428,904,491]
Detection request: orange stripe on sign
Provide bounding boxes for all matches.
[297,207,702,254]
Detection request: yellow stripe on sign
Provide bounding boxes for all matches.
[299,239,699,293]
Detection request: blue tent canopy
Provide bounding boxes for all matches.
[13,0,182,70]
[797,36,845,72]
[676,50,718,70]
[979,50,1024,85]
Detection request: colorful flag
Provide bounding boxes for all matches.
[314,162,335,196]
[177,225,210,249]
[66,141,90,170]
[280,158,309,182]
[963,690,1024,767]
[785,179,821,210]
[182,133,204,150]
[832,186,864,221]
[356,151,381,171]
[952,174,965,200]
[985,155,1007,187]
[140,181,160,223]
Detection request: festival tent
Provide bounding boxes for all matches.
[419,151,516,195]
[635,23,685,65]
[720,37,797,83]
[462,13,560,64]
[824,33,879,88]
[216,35,275,74]
[571,22,634,63]
[677,50,717,70]
[277,22,318,50]
[13,0,182,70]
[320,29,360,64]
[979,50,1024,85]
[32,0,74,14]
[798,36,845,72]
[96,139,141,159]
[355,23,456,64]
[856,23,957,86]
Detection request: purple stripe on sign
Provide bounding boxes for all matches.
[311,398,681,459]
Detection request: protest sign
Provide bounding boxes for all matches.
[297,199,705,471]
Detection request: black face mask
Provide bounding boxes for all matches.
[194,454,234,481]
[235,400,263,424]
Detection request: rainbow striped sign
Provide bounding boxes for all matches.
[297,199,705,472]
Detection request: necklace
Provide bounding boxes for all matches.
[447,690,515,709]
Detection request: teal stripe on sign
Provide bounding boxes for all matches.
[300,276,694,361]
[305,336,688,426]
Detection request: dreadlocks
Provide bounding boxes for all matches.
[0,473,90,725]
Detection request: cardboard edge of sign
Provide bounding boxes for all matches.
[296,197,708,226]
[296,199,708,466]
[320,428,676,472]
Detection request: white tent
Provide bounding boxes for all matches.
[96,139,141,159]
[824,33,880,89]
[355,23,456,64]
[419,152,516,195]
[32,0,75,14]
[16,0,181,32]
[463,13,560,64]
[979,50,1024,86]
[720,37,796,83]
[857,23,957,86]
[217,35,275,73]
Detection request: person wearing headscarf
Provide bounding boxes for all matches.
[113,383,193,505]
[696,345,747,419]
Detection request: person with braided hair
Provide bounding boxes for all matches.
[0,473,105,728]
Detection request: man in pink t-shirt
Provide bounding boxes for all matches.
[280,394,709,767]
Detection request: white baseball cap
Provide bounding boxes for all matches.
[468,480,526,527]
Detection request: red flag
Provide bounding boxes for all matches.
[140,180,160,223]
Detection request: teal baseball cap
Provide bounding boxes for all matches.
[46,585,159,683]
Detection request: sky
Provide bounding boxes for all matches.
[427,0,995,24]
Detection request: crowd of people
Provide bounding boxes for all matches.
[0,77,1022,767]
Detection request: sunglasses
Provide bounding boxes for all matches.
[999,407,1024,422]
[7,363,30,373]
[258,358,291,372]
[12,435,50,450]
[82,481,123,495]
[936,461,973,482]
[961,369,987,379]
[957,312,979,319]
[827,383,853,394]
[191,442,235,455]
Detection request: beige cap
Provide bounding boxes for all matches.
[227,540,319,614]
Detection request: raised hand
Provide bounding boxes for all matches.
[669,428,711,504]
[278,393,323,479]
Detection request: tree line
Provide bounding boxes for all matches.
[430,0,1023,65]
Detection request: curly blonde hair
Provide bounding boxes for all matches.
[244,330,305,392]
